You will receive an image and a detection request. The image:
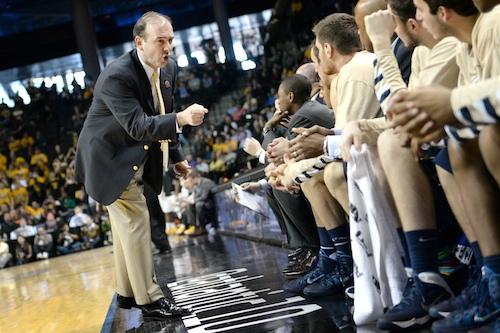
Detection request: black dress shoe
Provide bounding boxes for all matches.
[116,294,138,309]
[157,246,172,255]
[140,298,192,320]
[283,249,314,273]
[284,252,317,279]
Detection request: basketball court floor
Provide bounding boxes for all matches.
[0,235,437,333]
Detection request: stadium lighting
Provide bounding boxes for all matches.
[241,60,256,71]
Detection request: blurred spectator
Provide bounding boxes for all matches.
[69,206,91,228]
[195,157,209,174]
[15,236,33,264]
[81,219,101,249]
[10,218,37,240]
[34,227,53,259]
[0,237,12,268]
[56,224,81,255]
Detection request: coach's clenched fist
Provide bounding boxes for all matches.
[176,103,208,127]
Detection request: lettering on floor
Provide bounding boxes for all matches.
[168,268,322,333]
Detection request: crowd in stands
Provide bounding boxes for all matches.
[0,81,112,268]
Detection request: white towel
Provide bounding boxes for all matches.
[347,145,407,325]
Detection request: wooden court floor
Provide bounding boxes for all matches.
[0,246,115,333]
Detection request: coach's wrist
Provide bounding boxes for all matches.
[176,112,187,127]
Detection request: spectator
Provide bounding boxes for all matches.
[69,206,91,228]
[34,227,53,259]
[183,171,216,235]
[195,157,209,174]
[56,224,81,255]
[0,237,12,268]
[15,236,33,264]
[81,219,101,250]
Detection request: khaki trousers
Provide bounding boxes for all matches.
[105,167,164,305]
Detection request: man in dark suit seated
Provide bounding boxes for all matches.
[266,74,335,277]
[75,12,207,320]
[183,170,217,236]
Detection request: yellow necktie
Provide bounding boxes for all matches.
[152,70,169,170]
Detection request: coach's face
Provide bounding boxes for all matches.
[137,19,174,69]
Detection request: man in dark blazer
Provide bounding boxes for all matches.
[266,74,335,277]
[75,12,207,320]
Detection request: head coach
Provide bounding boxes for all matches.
[75,11,207,320]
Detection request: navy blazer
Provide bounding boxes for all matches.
[75,49,182,205]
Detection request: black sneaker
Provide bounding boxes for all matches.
[429,265,481,319]
[303,253,353,298]
[140,297,192,320]
[431,266,500,333]
[283,254,337,293]
[376,272,453,331]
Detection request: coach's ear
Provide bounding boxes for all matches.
[135,35,144,51]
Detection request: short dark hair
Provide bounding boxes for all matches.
[279,74,312,104]
[133,11,172,39]
[423,0,478,16]
[388,0,417,21]
[313,13,362,55]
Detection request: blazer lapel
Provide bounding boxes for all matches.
[130,49,156,115]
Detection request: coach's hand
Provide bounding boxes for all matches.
[177,103,208,127]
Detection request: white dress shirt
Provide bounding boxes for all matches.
[137,52,182,133]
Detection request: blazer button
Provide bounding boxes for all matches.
[133,165,139,171]
[143,144,149,151]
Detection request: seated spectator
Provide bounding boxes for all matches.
[195,157,209,174]
[10,218,37,240]
[44,211,59,233]
[25,201,45,224]
[202,73,213,89]
[15,236,33,264]
[0,237,12,268]
[30,147,48,167]
[209,151,226,177]
[0,181,11,207]
[81,219,101,249]
[183,170,217,235]
[56,224,81,255]
[34,227,53,259]
[69,206,91,228]
[10,180,28,207]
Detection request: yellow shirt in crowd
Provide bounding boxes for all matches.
[11,186,28,206]
[0,188,12,207]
